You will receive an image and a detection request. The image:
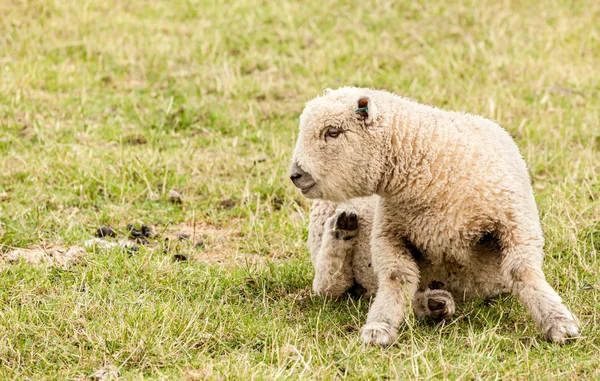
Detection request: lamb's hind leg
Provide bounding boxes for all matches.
[413,289,456,322]
[312,210,359,297]
[500,228,579,343]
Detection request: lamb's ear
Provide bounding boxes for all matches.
[355,96,378,125]
[323,88,333,96]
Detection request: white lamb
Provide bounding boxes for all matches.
[290,87,579,346]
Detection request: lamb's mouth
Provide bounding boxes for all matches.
[300,183,315,195]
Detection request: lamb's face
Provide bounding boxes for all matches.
[289,90,382,202]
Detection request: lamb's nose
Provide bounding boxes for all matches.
[289,162,310,188]
[289,167,306,187]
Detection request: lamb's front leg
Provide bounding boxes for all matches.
[312,210,359,297]
[361,210,419,346]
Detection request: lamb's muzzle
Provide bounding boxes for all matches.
[289,161,316,192]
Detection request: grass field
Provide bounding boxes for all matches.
[1,0,599,379]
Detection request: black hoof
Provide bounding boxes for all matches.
[428,299,446,311]
[335,211,358,231]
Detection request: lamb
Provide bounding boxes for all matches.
[309,196,456,321]
[290,86,579,346]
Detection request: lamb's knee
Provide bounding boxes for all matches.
[377,267,419,291]
[501,255,546,290]
[509,263,543,280]
[312,279,350,298]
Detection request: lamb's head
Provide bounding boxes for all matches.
[290,87,386,202]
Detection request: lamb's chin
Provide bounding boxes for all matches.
[299,185,322,200]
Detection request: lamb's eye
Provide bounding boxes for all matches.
[325,127,342,140]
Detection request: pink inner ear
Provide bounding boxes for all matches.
[357,98,369,109]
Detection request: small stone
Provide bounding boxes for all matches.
[96,226,117,238]
[85,238,118,250]
[169,189,183,204]
[172,254,188,262]
[86,238,140,256]
[195,241,205,249]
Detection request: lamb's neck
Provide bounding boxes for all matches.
[376,104,446,200]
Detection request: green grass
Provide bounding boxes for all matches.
[1,0,599,379]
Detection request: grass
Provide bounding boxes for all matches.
[0,0,599,379]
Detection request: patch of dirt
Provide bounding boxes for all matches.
[84,238,139,254]
[164,223,227,242]
[161,221,251,264]
[160,222,296,266]
[2,220,277,269]
[86,221,245,263]
[2,245,86,269]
